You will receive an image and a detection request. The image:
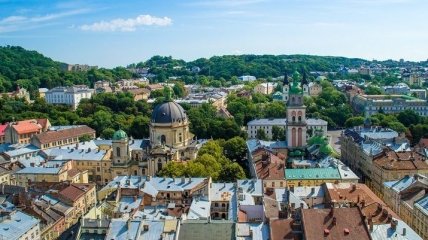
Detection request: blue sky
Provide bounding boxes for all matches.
[0,0,427,68]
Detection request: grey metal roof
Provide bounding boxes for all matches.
[151,101,187,124]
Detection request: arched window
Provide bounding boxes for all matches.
[292,116,296,122]
[298,116,302,121]
[157,160,163,171]
[116,147,121,157]
[179,133,182,142]
[161,135,166,145]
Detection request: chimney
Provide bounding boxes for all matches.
[351,183,357,192]
[329,207,334,216]
[402,228,406,236]
[147,175,151,181]
[377,203,383,212]
[332,217,337,226]
[387,214,392,223]
[368,217,373,232]
[391,220,398,230]
[181,177,185,184]
[311,187,315,195]
[361,199,365,208]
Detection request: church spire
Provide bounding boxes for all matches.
[301,70,308,86]
[283,71,289,85]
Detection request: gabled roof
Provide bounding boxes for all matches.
[11,120,43,134]
[33,125,95,144]
[301,207,371,240]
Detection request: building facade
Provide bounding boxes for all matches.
[45,85,94,109]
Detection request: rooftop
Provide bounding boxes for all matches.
[178,220,235,240]
[285,168,341,180]
[370,219,422,240]
[414,194,428,216]
[33,125,95,144]
[0,210,39,240]
[324,182,398,224]
[105,219,141,240]
[301,207,371,240]
[373,150,428,171]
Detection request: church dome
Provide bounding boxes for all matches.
[151,101,187,124]
[112,129,128,140]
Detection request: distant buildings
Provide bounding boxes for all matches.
[62,64,98,72]
[0,87,31,102]
[45,85,94,109]
[351,94,428,116]
[238,75,256,81]
[254,82,277,95]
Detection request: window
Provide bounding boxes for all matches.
[116,147,121,157]
[161,135,166,144]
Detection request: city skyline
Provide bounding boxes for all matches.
[1,0,427,68]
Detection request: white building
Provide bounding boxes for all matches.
[238,75,256,81]
[45,85,94,109]
[0,210,41,240]
[247,118,327,140]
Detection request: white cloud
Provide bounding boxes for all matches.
[80,15,172,32]
[0,9,89,33]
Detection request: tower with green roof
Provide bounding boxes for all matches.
[112,129,130,166]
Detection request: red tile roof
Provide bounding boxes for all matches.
[270,219,297,240]
[11,120,43,134]
[324,183,399,225]
[59,183,94,202]
[373,149,428,171]
[301,207,371,240]
[253,149,285,180]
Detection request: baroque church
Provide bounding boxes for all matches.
[108,100,203,178]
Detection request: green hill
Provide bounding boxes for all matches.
[0,45,133,93]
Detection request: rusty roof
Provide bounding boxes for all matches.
[270,219,297,240]
[373,150,428,171]
[301,207,371,240]
[253,150,285,180]
[59,183,94,202]
[33,125,95,144]
[324,183,398,225]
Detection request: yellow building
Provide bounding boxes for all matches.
[14,160,88,187]
[414,195,428,240]
[372,150,428,198]
[58,183,97,225]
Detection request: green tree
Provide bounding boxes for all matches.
[79,134,93,142]
[272,126,286,141]
[388,121,407,133]
[397,110,420,127]
[256,129,269,140]
[101,128,115,139]
[223,136,247,161]
[345,116,365,127]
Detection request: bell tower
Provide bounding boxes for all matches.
[282,71,290,103]
[286,72,307,148]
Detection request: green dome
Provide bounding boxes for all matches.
[112,129,128,140]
